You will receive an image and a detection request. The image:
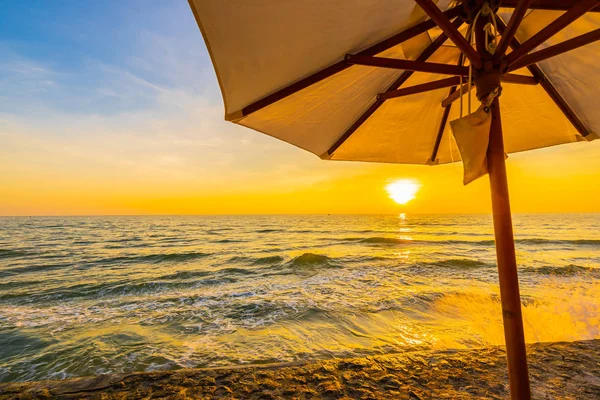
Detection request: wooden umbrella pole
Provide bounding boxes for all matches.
[487,97,531,399]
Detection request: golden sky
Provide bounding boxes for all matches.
[2,120,599,215]
[1,2,599,216]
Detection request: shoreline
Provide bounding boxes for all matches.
[2,340,599,399]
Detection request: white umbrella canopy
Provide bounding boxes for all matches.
[189,0,598,165]
[188,1,600,398]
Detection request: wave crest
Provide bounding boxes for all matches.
[104,252,210,265]
[523,265,599,276]
[286,253,341,271]
[517,238,600,246]
[360,237,412,245]
[430,259,492,269]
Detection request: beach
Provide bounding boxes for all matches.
[2,339,599,399]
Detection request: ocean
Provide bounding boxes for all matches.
[0,214,599,383]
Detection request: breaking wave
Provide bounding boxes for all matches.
[95,252,211,265]
[522,265,599,276]
[287,253,339,268]
[428,259,493,269]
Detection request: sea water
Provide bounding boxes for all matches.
[0,214,598,382]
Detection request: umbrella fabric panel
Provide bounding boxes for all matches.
[189,0,454,117]
[327,92,449,164]
[493,82,582,154]
[237,45,408,157]
[503,8,600,140]
[516,10,600,139]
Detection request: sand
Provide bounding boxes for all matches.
[1,340,599,399]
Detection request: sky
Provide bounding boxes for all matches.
[1,0,599,216]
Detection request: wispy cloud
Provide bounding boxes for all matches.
[0,49,60,98]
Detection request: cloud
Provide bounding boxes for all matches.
[0,48,60,100]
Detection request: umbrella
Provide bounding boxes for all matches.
[188,0,600,398]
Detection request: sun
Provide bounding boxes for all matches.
[385,179,421,205]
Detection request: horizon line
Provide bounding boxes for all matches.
[1,211,599,218]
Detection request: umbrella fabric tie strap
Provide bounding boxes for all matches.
[451,106,493,185]
[450,86,503,185]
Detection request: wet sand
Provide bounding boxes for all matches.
[2,340,599,399]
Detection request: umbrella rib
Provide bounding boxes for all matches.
[500,0,600,12]
[506,0,600,67]
[326,19,463,158]
[509,28,600,71]
[501,74,538,85]
[430,87,456,163]
[346,55,469,76]
[494,0,533,63]
[414,0,483,69]
[430,52,466,163]
[238,6,462,118]
[378,77,462,100]
[497,19,591,137]
[441,83,471,108]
